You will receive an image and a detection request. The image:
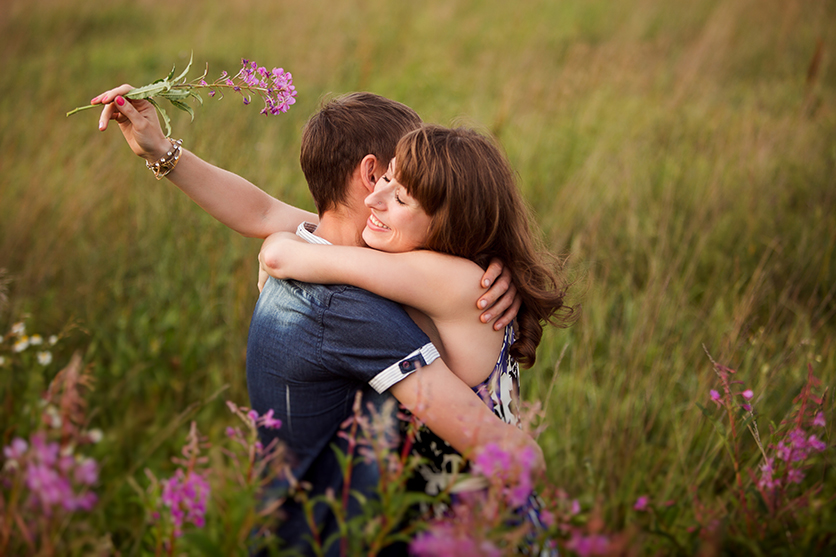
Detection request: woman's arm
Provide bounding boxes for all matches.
[259,232,482,320]
[389,357,545,476]
[93,85,316,238]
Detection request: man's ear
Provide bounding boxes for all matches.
[359,154,379,193]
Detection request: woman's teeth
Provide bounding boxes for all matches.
[370,214,389,229]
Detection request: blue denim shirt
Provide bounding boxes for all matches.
[246,223,439,555]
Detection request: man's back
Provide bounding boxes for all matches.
[246,265,439,554]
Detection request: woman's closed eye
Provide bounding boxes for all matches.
[394,189,407,205]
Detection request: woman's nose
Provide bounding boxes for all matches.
[365,189,384,209]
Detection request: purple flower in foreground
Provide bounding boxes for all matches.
[758,457,779,491]
[813,412,826,427]
[566,533,611,557]
[410,525,500,557]
[3,437,28,461]
[259,409,282,430]
[472,442,536,506]
[161,469,211,537]
[808,434,826,452]
[472,442,512,478]
[709,390,721,407]
[741,389,754,400]
[787,467,805,484]
[247,409,259,424]
[74,458,98,486]
[30,433,60,467]
[633,495,649,511]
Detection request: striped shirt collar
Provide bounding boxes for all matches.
[296,222,331,245]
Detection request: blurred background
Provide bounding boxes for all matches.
[1,0,834,544]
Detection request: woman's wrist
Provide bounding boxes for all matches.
[142,137,177,164]
[144,138,184,180]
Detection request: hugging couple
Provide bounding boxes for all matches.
[92,86,572,555]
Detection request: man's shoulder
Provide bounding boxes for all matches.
[261,277,402,314]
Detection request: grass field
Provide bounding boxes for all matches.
[2,0,835,553]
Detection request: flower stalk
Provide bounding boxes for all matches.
[67,55,297,136]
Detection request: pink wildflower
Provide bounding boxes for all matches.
[813,412,826,427]
[741,389,754,400]
[161,469,211,537]
[758,458,779,491]
[565,533,611,557]
[472,442,536,506]
[787,467,805,484]
[258,409,282,430]
[472,442,512,478]
[3,437,28,461]
[807,434,826,452]
[709,390,721,407]
[633,495,649,511]
[73,458,98,486]
[410,524,501,557]
[247,409,259,424]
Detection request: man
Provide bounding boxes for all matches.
[95,89,540,554]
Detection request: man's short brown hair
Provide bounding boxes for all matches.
[300,92,422,215]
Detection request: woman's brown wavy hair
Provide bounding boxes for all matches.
[395,125,575,367]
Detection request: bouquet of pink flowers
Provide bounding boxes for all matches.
[67,54,296,135]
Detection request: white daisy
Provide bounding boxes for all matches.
[37,351,53,366]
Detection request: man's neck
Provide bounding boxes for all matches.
[313,210,366,247]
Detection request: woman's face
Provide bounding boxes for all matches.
[362,159,432,253]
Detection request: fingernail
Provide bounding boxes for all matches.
[483,279,490,287]
[116,96,125,106]
[479,299,487,309]
[98,122,105,130]
[483,313,491,322]
[90,95,99,104]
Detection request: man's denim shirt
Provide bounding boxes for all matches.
[246,223,439,553]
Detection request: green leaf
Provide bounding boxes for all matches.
[127,81,170,100]
[189,89,204,106]
[174,52,194,84]
[160,89,192,101]
[695,402,714,419]
[169,98,195,122]
[148,98,172,137]
[164,63,177,82]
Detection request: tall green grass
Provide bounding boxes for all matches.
[2,0,834,550]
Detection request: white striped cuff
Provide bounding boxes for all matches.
[369,343,441,393]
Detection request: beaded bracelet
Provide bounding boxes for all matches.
[145,138,183,180]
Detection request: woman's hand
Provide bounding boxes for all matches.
[477,258,522,330]
[91,85,171,163]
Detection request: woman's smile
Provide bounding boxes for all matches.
[368,212,390,230]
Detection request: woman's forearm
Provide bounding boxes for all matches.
[165,150,317,238]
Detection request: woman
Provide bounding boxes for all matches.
[259,125,574,519]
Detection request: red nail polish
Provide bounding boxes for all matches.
[116,96,125,106]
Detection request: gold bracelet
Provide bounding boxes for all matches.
[145,138,183,180]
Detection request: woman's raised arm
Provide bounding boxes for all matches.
[92,87,316,238]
